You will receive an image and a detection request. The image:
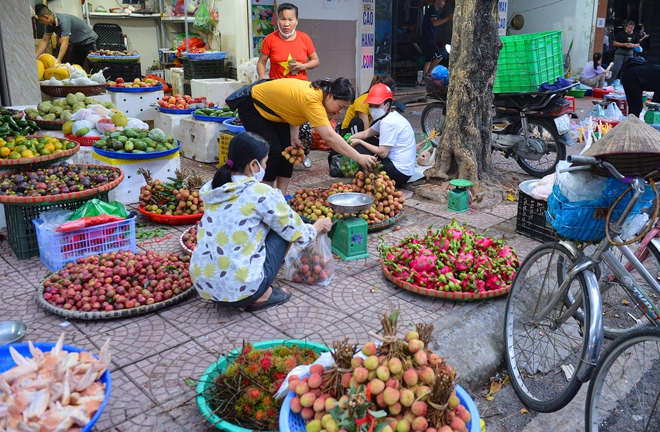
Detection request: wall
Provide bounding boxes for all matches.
[507,0,598,77]
[3,0,41,105]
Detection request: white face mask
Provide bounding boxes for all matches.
[252,161,266,182]
[278,24,297,39]
[369,105,388,121]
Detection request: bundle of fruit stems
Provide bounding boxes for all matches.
[321,337,358,398]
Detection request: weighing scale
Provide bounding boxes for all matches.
[645,101,660,125]
[447,179,473,213]
[327,193,374,261]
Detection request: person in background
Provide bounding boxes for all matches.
[620,59,660,117]
[35,4,97,70]
[339,75,397,136]
[420,0,453,84]
[579,53,612,88]
[347,84,416,188]
[434,0,455,67]
[257,3,319,81]
[237,78,377,195]
[608,20,641,85]
[637,23,651,53]
[191,132,332,311]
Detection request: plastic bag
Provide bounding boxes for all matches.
[193,0,215,34]
[40,210,75,232]
[237,57,261,85]
[68,199,129,220]
[339,155,360,178]
[274,352,336,399]
[283,234,335,286]
[56,215,127,233]
[327,150,344,177]
[603,102,624,120]
[556,161,607,202]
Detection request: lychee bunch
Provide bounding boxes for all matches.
[282,146,306,165]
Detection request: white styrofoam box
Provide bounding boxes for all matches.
[171,68,185,95]
[68,145,95,165]
[109,90,164,122]
[154,111,191,141]
[190,78,242,105]
[45,92,113,103]
[179,117,227,163]
[91,152,181,205]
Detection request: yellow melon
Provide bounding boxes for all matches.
[43,67,70,80]
[37,60,45,80]
[38,53,57,69]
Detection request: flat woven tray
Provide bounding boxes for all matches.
[297,206,406,233]
[0,165,123,205]
[137,205,203,226]
[40,84,106,97]
[0,142,79,169]
[33,118,64,130]
[37,285,195,320]
[382,263,511,301]
[87,54,140,63]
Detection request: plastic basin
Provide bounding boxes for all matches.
[196,339,329,431]
[280,383,480,432]
[0,342,112,432]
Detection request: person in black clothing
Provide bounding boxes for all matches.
[608,20,641,85]
[637,23,651,53]
[420,0,453,82]
[620,59,660,117]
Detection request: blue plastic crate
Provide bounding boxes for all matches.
[33,217,136,272]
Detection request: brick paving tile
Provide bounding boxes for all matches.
[192,313,289,355]
[19,312,96,352]
[1,292,49,323]
[0,255,16,275]
[122,340,216,405]
[87,314,191,369]
[93,369,157,431]
[0,271,35,301]
[73,312,154,336]
[158,296,251,338]
[158,395,216,432]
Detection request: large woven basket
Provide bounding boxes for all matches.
[40,84,106,97]
[0,142,79,169]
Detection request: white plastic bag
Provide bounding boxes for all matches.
[557,160,608,202]
[603,102,624,120]
[39,210,75,232]
[274,352,336,399]
[283,234,335,287]
[236,57,263,85]
[621,212,650,240]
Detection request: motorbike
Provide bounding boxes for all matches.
[420,46,576,178]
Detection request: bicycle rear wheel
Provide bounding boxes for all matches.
[569,242,660,338]
[585,327,660,431]
[504,242,592,412]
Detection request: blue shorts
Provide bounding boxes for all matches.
[422,39,443,61]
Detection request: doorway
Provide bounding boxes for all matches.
[605,0,659,64]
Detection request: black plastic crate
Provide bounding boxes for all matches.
[516,190,557,243]
[5,193,109,260]
[182,58,225,80]
[184,82,191,96]
[90,62,141,82]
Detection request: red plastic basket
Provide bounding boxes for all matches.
[65,134,101,147]
[137,205,203,226]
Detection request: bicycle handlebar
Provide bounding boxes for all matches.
[566,155,626,181]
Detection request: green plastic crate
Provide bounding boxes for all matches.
[5,193,109,260]
[494,30,564,94]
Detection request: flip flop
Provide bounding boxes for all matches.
[245,285,292,312]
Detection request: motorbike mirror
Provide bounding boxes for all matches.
[445,44,451,53]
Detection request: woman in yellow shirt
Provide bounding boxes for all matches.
[237,77,377,195]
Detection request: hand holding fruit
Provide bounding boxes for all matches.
[357,154,377,169]
[282,146,305,166]
[312,217,333,234]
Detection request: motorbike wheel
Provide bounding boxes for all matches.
[514,118,566,178]
[421,102,446,144]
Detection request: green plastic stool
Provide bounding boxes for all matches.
[329,217,370,261]
[447,179,473,213]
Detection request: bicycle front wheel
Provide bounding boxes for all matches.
[586,327,660,431]
[504,242,592,412]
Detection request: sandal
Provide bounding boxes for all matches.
[245,285,292,311]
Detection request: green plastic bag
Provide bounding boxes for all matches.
[68,199,129,220]
[193,0,215,34]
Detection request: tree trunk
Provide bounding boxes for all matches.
[425,0,502,188]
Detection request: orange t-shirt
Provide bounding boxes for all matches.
[261,31,316,81]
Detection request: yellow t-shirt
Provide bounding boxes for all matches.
[251,79,331,128]
[341,92,371,129]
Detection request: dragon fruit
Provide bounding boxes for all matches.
[378,219,519,295]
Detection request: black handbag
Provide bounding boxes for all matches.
[225,78,270,111]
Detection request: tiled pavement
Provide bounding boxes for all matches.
[0,97,594,431]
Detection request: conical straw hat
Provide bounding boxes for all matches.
[581,115,660,178]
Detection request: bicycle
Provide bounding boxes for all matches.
[585,326,660,431]
[503,154,660,413]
